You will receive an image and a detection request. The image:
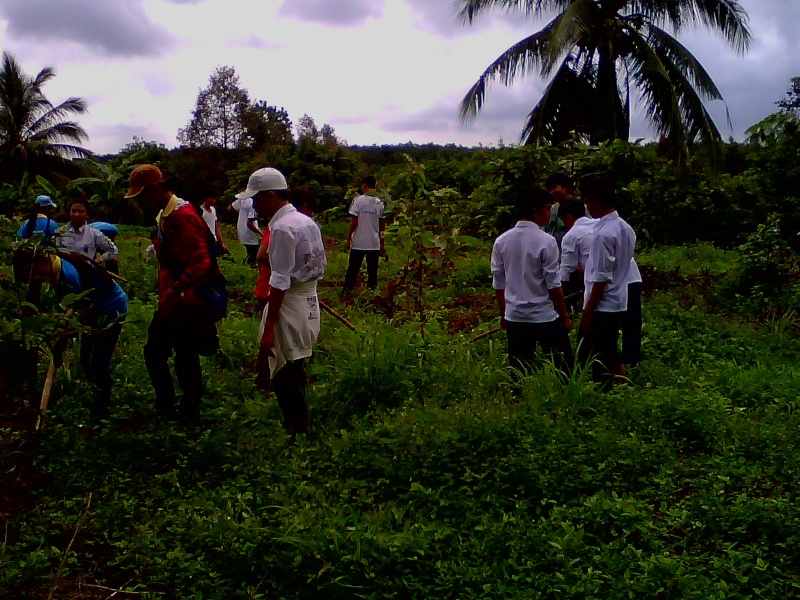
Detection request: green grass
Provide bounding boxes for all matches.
[2,234,800,599]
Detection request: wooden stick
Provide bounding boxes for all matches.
[35,360,56,432]
[470,326,502,343]
[36,308,73,432]
[318,298,358,333]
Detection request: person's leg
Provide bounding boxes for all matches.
[172,314,218,424]
[593,311,625,390]
[621,282,643,366]
[174,351,203,424]
[143,312,177,417]
[365,250,380,289]
[272,359,309,435]
[343,250,366,290]
[244,244,259,266]
[538,319,575,382]
[506,321,537,396]
[83,325,122,419]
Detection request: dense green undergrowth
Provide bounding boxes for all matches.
[2,228,800,599]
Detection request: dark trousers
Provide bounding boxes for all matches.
[273,359,309,435]
[562,271,584,314]
[506,319,574,384]
[578,311,624,388]
[79,324,121,418]
[244,244,259,266]
[143,309,219,423]
[621,282,643,366]
[344,250,380,290]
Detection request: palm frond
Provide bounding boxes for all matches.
[456,0,572,24]
[459,19,562,122]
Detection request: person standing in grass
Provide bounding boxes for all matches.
[55,199,119,271]
[343,175,385,291]
[491,184,574,386]
[558,199,596,314]
[125,165,226,425]
[200,196,229,258]
[578,175,636,388]
[229,194,263,266]
[241,168,326,436]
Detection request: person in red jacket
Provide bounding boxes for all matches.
[125,165,226,424]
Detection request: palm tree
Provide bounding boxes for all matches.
[458,0,752,165]
[0,51,91,183]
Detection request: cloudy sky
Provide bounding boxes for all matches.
[1,0,798,154]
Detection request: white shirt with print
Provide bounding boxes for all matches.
[349,194,385,250]
[268,204,327,291]
[491,220,561,323]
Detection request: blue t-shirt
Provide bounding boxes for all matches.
[18,216,59,240]
[59,259,128,327]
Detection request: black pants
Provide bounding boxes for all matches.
[562,271,584,314]
[143,309,219,423]
[578,311,624,389]
[344,250,380,290]
[273,359,309,435]
[506,319,574,383]
[79,324,121,418]
[244,244,259,266]
[621,282,643,366]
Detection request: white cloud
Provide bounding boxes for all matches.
[277,0,384,27]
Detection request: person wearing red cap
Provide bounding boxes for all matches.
[125,165,227,424]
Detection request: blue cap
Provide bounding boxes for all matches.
[35,195,57,208]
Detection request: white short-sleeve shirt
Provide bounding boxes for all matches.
[491,220,561,323]
[268,204,327,291]
[349,194,385,250]
[201,206,217,240]
[232,197,260,246]
[583,211,636,312]
[559,216,596,282]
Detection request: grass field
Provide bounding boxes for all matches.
[2,225,799,599]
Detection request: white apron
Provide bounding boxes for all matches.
[258,280,320,376]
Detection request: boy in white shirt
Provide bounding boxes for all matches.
[491,185,574,386]
[200,197,229,258]
[344,176,385,291]
[558,199,596,313]
[229,196,263,265]
[578,176,636,387]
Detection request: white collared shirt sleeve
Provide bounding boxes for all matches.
[490,239,506,290]
[92,228,119,262]
[559,229,579,282]
[348,196,359,217]
[267,227,296,291]
[542,237,561,290]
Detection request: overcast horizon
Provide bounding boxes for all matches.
[1,0,798,155]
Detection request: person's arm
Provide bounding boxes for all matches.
[580,234,614,333]
[543,239,572,331]
[494,288,507,330]
[346,216,358,250]
[215,221,228,252]
[93,229,119,263]
[490,241,507,328]
[559,231,579,282]
[169,210,213,293]
[247,215,263,238]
